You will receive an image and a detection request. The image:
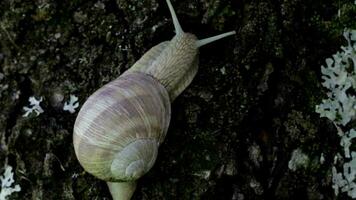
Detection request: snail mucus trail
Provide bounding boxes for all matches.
[73,0,236,199]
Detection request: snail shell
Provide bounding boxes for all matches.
[73,72,171,182]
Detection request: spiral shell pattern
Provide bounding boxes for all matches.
[73,72,171,182]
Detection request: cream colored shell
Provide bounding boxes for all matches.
[73,72,171,182]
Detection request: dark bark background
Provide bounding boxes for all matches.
[0,0,355,199]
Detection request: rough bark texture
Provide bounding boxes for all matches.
[0,0,355,199]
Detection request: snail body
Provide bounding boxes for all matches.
[73,0,235,199]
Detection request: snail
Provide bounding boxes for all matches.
[73,0,235,199]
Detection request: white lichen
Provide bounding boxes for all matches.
[288,148,309,172]
[332,152,356,198]
[340,129,356,158]
[316,30,356,198]
[249,178,263,195]
[0,73,8,99]
[332,166,347,196]
[0,166,21,200]
[320,153,325,164]
[63,95,79,113]
[220,67,226,75]
[315,30,356,126]
[192,170,211,180]
[23,96,44,117]
[71,173,79,179]
[248,143,263,168]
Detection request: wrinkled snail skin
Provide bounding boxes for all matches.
[73,0,236,199]
[129,33,199,101]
